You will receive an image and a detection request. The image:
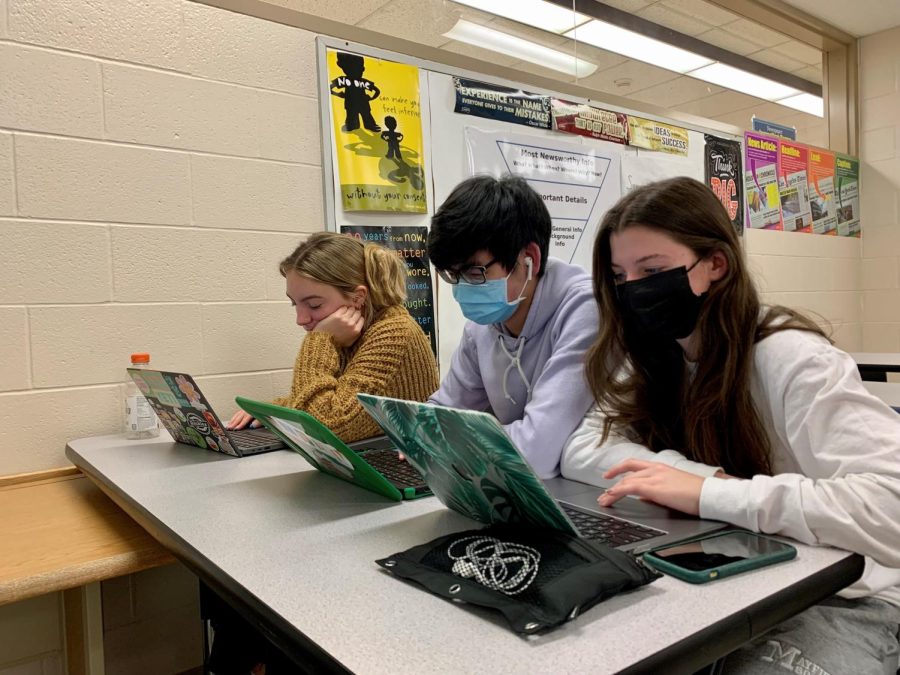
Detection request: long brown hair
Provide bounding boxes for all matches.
[586,177,827,477]
[280,232,407,329]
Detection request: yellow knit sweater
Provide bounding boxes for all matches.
[273,304,439,443]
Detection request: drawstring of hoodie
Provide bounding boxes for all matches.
[498,334,532,405]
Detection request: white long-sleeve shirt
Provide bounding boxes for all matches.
[561,328,900,606]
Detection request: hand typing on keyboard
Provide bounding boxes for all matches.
[226,410,261,430]
[598,459,704,516]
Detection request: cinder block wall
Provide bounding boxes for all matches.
[0,0,323,476]
[0,1,322,672]
[858,26,900,351]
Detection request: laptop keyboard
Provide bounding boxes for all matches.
[561,504,665,547]
[228,428,280,449]
[360,448,426,488]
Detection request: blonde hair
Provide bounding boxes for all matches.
[279,232,407,328]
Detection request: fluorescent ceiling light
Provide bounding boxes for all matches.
[776,92,824,117]
[445,20,598,77]
[451,0,590,34]
[566,20,713,73]
[687,63,799,101]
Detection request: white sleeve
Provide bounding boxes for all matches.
[561,404,722,486]
[699,333,900,569]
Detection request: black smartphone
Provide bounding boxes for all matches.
[642,531,797,584]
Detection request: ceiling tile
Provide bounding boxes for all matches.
[676,89,762,117]
[780,0,900,38]
[629,75,724,108]
[438,40,521,68]
[720,18,791,49]
[265,0,393,25]
[592,0,655,13]
[636,3,713,36]
[488,17,572,48]
[744,47,797,72]
[357,0,466,46]
[507,60,578,85]
[567,41,630,72]
[660,0,740,27]
[577,58,682,98]
[792,65,822,85]
[694,27,764,56]
[770,40,822,67]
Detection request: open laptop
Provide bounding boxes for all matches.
[126,369,285,457]
[357,394,727,553]
[235,396,432,501]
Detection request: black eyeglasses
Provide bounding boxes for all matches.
[437,258,500,285]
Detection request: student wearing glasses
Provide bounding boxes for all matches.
[426,175,599,477]
[562,177,900,674]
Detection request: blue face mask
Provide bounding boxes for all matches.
[452,259,533,325]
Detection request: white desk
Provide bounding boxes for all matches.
[851,352,900,382]
[864,381,900,408]
[66,435,863,674]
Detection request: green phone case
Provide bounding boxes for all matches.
[235,396,415,501]
[642,530,797,584]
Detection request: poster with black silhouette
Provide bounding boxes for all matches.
[327,50,427,213]
[340,225,437,356]
[704,134,744,236]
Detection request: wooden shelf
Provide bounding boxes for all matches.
[0,468,174,606]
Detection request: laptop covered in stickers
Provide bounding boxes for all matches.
[356,394,726,553]
[126,369,285,457]
[234,396,431,501]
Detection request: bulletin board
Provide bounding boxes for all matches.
[315,36,746,374]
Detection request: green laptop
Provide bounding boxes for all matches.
[234,397,432,501]
[356,394,727,553]
[356,393,575,533]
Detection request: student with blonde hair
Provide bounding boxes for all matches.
[228,231,438,442]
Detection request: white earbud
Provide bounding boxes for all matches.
[524,257,533,281]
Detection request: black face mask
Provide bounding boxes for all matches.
[616,262,706,342]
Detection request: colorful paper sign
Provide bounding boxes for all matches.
[835,154,860,237]
[627,117,689,156]
[751,117,797,140]
[551,99,628,144]
[778,140,813,232]
[327,49,426,213]
[744,132,782,230]
[453,77,551,130]
[339,225,437,354]
[704,134,744,236]
[807,148,838,235]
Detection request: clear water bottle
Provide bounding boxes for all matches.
[125,352,159,439]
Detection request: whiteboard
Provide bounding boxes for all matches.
[316,37,741,376]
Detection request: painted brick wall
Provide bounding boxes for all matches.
[858,26,900,351]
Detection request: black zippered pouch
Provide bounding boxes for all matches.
[376,524,660,634]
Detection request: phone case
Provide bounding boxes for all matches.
[642,531,797,584]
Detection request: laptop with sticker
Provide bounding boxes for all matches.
[234,397,431,501]
[357,394,726,553]
[126,369,285,457]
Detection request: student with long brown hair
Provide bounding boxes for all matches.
[562,177,900,673]
[227,231,438,442]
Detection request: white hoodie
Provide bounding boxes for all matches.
[562,328,900,606]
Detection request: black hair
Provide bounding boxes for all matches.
[427,175,551,277]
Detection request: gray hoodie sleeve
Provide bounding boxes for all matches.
[428,326,491,412]
[501,296,598,478]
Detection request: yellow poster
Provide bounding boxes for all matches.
[327,49,426,213]
[627,116,689,156]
